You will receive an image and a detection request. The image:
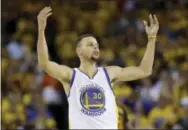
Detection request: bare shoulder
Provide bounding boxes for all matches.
[58,64,74,82]
[60,64,73,71]
[57,65,74,94]
[105,66,123,81]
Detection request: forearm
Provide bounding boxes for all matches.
[37,29,49,68]
[139,37,156,74]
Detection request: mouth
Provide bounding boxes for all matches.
[94,51,100,55]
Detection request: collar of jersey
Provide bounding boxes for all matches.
[78,68,98,80]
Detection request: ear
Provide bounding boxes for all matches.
[76,47,81,56]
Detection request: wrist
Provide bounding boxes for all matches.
[147,35,157,39]
[148,37,156,44]
[38,28,45,32]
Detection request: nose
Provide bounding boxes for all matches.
[94,45,99,49]
[94,46,99,52]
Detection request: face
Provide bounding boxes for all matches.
[77,36,100,61]
[135,102,144,113]
[184,106,188,116]
[159,96,168,108]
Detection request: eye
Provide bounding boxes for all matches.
[88,43,93,46]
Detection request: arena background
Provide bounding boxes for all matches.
[1,0,188,129]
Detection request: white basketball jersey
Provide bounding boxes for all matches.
[68,67,118,129]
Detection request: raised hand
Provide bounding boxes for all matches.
[37,7,52,31]
[143,14,159,37]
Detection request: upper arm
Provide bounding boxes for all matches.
[106,66,151,82]
[43,61,73,82]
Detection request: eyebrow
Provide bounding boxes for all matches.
[88,41,99,46]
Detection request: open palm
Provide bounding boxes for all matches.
[37,7,52,30]
[143,14,159,36]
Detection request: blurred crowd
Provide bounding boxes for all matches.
[2,0,188,129]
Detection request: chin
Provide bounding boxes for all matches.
[91,56,100,61]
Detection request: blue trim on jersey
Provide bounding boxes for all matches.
[78,68,98,79]
[70,69,76,88]
[67,69,76,98]
[103,67,115,96]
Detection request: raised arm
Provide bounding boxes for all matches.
[37,7,72,83]
[106,14,159,82]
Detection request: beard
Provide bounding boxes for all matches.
[91,55,99,61]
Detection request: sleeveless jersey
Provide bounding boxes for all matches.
[68,67,118,129]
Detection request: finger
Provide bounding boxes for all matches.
[43,8,52,16]
[44,7,50,11]
[154,15,159,25]
[40,7,49,14]
[45,12,52,18]
[44,7,52,13]
[38,7,48,18]
[149,14,154,26]
[40,7,51,17]
[143,20,148,28]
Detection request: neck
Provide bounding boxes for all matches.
[79,60,97,71]
[79,60,97,78]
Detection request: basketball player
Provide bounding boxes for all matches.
[37,7,159,129]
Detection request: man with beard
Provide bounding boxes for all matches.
[37,7,159,129]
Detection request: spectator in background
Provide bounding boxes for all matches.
[6,36,26,61]
[42,74,69,130]
[116,94,129,129]
[148,94,176,129]
[173,97,188,130]
[139,78,156,108]
[133,101,152,129]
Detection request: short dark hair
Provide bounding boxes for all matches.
[76,34,95,47]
